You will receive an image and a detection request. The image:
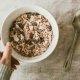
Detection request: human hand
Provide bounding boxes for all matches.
[0,42,19,69]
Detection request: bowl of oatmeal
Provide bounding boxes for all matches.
[1,5,59,63]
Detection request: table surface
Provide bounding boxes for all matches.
[0,0,80,80]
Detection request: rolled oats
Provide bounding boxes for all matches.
[9,12,53,57]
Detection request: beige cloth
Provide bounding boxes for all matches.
[0,0,80,80]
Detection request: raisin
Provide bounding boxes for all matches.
[18,23,23,29]
[26,13,31,19]
[39,37,44,43]
[30,33,34,39]
[25,39,32,45]
[48,26,52,31]
[27,51,34,57]
[9,27,13,32]
[31,21,37,26]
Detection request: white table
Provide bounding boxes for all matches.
[0,0,80,80]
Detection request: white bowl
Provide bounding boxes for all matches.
[1,5,59,63]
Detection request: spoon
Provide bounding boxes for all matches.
[63,11,80,71]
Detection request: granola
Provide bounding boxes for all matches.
[9,12,53,57]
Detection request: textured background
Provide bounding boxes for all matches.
[0,0,80,80]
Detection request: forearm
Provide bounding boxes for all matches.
[0,63,13,80]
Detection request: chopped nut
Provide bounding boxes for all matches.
[13,34,19,42]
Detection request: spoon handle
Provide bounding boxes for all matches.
[63,30,78,71]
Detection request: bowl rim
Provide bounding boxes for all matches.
[1,5,59,63]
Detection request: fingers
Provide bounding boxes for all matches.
[0,52,20,69]
[0,42,19,69]
[11,56,20,69]
[11,56,20,65]
[0,42,12,67]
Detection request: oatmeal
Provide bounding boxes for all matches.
[9,12,53,57]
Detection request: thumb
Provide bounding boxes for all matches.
[2,42,12,59]
[0,42,12,67]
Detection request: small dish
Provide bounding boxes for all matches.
[1,5,59,63]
